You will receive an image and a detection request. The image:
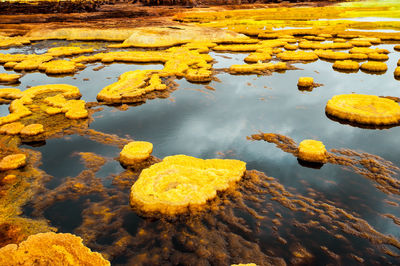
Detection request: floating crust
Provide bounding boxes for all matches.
[0,232,110,266]
[38,60,78,75]
[360,61,387,72]
[0,122,25,135]
[297,77,314,87]
[20,124,44,136]
[229,62,287,74]
[130,155,246,215]
[0,154,26,171]
[277,51,318,61]
[0,73,21,84]
[326,94,400,125]
[368,53,389,61]
[332,60,359,71]
[119,141,153,165]
[298,140,327,163]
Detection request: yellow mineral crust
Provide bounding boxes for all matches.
[349,40,372,47]
[360,61,388,72]
[122,25,250,48]
[0,232,110,266]
[0,73,21,84]
[368,53,389,61]
[244,52,272,63]
[97,70,167,104]
[38,60,78,75]
[284,44,298,51]
[229,62,287,74]
[297,77,314,87]
[332,60,359,71]
[0,36,30,48]
[0,122,25,135]
[0,84,83,125]
[0,154,26,171]
[394,45,400,52]
[44,94,88,119]
[46,46,94,57]
[298,140,327,163]
[277,51,318,61]
[326,94,400,125]
[120,141,153,165]
[130,154,246,215]
[13,55,54,71]
[20,124,44,136]
[298,41,352,50]
[315,50,351,60]
[395,67,400,78]
[349,47,389,54]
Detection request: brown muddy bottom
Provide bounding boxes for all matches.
[0,34,400,265]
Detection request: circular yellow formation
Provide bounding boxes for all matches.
[297,77,314,87]
[277,51,318,61]
[368,53,389,61]
[130,154,246,215]
[120,141,153,165]
[360,61,387,72]
[326,94,400,125]
[332,60,359,71]
[20,124,44,136]
[0,154,27,171]
[395,66,400,78]
[298,140,327,163]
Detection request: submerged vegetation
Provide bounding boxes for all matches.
[0,0,400,265]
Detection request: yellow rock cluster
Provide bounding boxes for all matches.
[244,52,272,63]
[0,36,30,48]
[298,41,352,50]
[332,60,359,71]
[20,124,44,136]
[130,154,246,215]
[0,73,21,84]
[277,51,318,61]
[38,60,82,75]
[0,154,27,171]
[229,62,287,74]
[349,47,389,55]
[120,141,153,165]
[326,94,400,125]
[394,67,400,78]
[0,121,44,136]
[297,140,327,163]
[44,94,88,119]
[0,232,110,265]
[0,84,86,126]
[360,61,388,72]
[97,70,167,104]
[315,50,351,60]
[297,77,314,88]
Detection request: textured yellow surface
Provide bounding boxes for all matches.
[315,50,351,60]
[0,122,25,135]
[368,53,389,61]
[0,154,26,171]
[333,60,359,71]
[20,124,44,136]
[39,60,78,74]
[298,140,327,163]
[360,61,388,72]
[326,94,400,125]
[277,51,318,61]
[0,232,110,266]
[0,73,21,84]
[130,155,246,215]
[244,52,272,63]
[395,66,400,77]
[229,62,287,74]
[120,141,153,165]
[297,77,314,87]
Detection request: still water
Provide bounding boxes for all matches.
[1,39,400,264]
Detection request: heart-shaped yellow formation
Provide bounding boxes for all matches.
[130,154,246,215]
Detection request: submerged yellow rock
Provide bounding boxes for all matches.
[0,154,26,171]
[0,73,21,84]
[0,232,109,265]
[298,140,327,163]
[120,141,153,165]
[130,155,246,215]
[326,94,400,125]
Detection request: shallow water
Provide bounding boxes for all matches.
[1,38,400,265]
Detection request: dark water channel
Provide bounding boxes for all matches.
[1,40,400,264]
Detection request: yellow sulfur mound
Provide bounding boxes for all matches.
[185,69,213,83]
[349,40,372,47]
[130,154,246,215]
[298,140,327,163]
[350,53,368,60]
[333,60,359,71]
[13,55,54,71]
[0,122,25,135]
[394,45,400,52]
[277,51,318,61]
[394,67,400,78]
[326,94,400,125]
[297,77,314,87]
[20,124,44,136]
[38,60,78,75]
[368,53,389,61]
[315,50,351,60]
[0,154,26,171]
[44,95,88,119]
[229,62,287,74]
[0,232,110,265]
[349,47,389,55]
[97,70,167,104]
[284,44,297,51]
[360,61,387,72]
[120,141,153,165]
[244,52,271,63]
[0,73,21,84]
